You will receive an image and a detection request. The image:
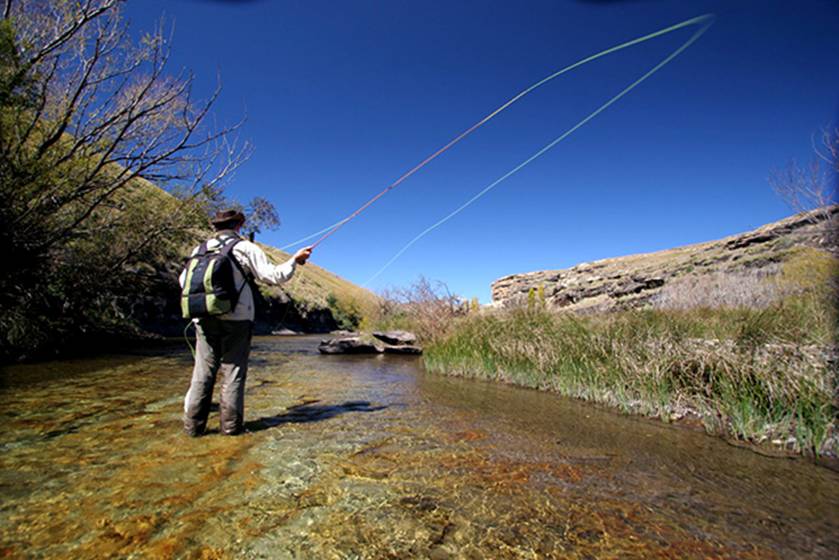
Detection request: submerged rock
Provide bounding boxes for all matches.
[318,336,383,354]
[382,344,423,355]
[271,328,301,336]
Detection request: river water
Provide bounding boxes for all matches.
[1,335,837,559]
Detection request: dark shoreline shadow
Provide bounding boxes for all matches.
[245,400,388,432]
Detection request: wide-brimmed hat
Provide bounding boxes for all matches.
[210,209,246,227]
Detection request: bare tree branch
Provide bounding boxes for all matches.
[770,126,838,227]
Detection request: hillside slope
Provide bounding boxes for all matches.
[491,207,838,312]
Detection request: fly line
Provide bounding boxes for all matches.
[279,14,715,284]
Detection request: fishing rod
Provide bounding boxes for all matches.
[290,14,714,254]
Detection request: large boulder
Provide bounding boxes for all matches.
[318,336,383,354]
[372,330,417,345]
[319,330,423,355]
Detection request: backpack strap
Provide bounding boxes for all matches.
[218,236,259,299]
[183,240,209,269]
[194,240,210,256]
[218,235,239,256]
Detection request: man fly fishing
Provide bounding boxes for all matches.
[179,209,312,436]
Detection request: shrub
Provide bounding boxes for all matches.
[371,277,463,343]
[327,293,363,331]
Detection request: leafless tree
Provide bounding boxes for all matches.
[770,126,838,226]
[379,277,464,342]
[1,0,249,262]
[0,0,250,357]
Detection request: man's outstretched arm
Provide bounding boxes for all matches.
[236,242,312,286]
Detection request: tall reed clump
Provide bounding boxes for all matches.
[424,250,838,457]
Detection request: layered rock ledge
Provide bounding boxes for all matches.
[491,206,838,313]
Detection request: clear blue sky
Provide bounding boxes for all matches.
[125,0,839,302]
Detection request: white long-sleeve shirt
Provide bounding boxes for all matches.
[179,233,297,322]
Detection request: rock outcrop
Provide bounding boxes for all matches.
[491,207,838,313]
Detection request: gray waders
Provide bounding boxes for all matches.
[183,318,253,436]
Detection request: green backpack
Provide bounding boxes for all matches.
[180,236,248,318]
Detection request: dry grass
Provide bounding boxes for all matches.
[651,267,783,310]
[425,304,836,456]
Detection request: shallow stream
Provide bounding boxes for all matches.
[1,336,837,558]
